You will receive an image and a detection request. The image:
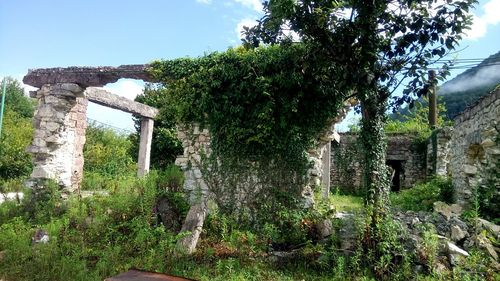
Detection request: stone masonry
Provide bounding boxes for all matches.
[448,88,499,207]
[27,83,87,191]
[23,65,159,192]
[174,108,347,208]
[331,133,427,193]
[427,127,452,177]
[174,123,211,204]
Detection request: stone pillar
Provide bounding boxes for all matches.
[427,127,452,177]
[321,141,331,198]
[71,97,88,187]
[137,117,154,177]
[27,83,87,192]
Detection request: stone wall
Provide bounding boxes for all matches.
[174,120,343,207]
[331,133,427,193]
[330,134,363,194]
[427,127,452,177]
[386,134,427,189]
[27,83,87,192]
[174,124,211,204]
[448,88,499,207]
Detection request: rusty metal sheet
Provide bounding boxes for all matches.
[105,269,195,281]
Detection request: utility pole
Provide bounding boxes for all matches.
[0,78,7,138]
[428,70,437,129]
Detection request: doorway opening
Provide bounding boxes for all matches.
[386,160,404,192]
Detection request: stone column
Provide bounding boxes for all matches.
[321,141,331,198]
[27,83,87,192]
[137,117,154,177]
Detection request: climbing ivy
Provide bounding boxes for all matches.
[149,44,344,180]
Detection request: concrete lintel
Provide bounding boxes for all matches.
[137,118,154,177]
[23,64,155,88]
[85,87,158,118]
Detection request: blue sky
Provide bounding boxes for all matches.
[1,0,499,131]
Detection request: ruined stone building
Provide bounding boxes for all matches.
[330,87,499,208]
[330,133,427,193]
[23,65,158,192]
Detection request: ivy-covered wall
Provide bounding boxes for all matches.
[330,133,427,194]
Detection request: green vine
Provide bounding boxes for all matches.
[147,44,345,197]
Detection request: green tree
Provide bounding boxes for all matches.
[245,0,474,273]
[133,84,183,170]
[2,77,35,118]
[0,78,35,179]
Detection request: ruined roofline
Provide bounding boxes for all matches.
[85,87,158,119]
[23,64,156,88]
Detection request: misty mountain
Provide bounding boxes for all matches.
[438,51,500,118]
[392,51,500,120]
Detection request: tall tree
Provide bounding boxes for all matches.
[245,0,475,266]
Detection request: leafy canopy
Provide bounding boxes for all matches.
[148,44,345,172]
[245,0,475,108]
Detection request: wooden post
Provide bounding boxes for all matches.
[428,70,437,129]
[137,118,154,177]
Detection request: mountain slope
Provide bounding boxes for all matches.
[391,51,500,120]
[438,51,500,118]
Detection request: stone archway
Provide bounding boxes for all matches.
[23,65,158,192]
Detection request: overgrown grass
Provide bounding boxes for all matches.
[329,194,364,213]
[390,177,453,212]
[0,173,183,281]
[1,172,497,280]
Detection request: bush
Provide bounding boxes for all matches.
[0,173,184,281]
[83,122,136,176]
[156,165,184,193]
[390,177,453,212]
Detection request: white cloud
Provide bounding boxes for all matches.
[233,0,263,12]
[465,0,500,40]
[85,79,145,131]
[22,83,37,96]
[196,0,212,4]
[236,18,258,39]
[103,79,144,100]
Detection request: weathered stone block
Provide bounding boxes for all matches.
[463,165,477,175]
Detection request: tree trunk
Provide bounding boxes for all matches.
[359,94,391,247]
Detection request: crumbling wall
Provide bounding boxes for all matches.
[427,127,452,177]
[386,134,427,188]
[331,133,427,193]
[449,89,499,207]
[330,134,363,194]
[27,83,87,191]
[23,66,159,192]
[174,124,211,204]
[174,120,343,207]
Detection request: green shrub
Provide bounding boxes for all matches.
[133,84,183,170]
[0,172,185,281]
[156,165,184,193]
[390,177,453,212]
[83,122,136,176]
[385,97,450,142]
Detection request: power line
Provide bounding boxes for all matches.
[86,118,135,135]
